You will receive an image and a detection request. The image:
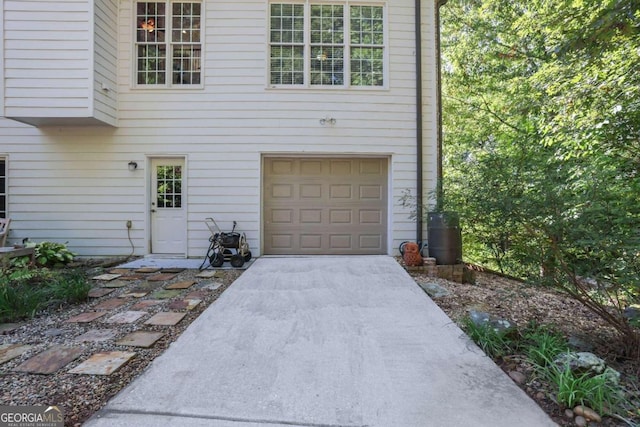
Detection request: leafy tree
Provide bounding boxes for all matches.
[440,0,640,355]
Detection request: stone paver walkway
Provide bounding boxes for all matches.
[1,266,226,378]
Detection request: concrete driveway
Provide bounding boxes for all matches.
[85,256,555,427]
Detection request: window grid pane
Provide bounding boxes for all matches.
[270,3,305,85]
[271,46,304,84]
[351,47,383,86]
[137,45,167,85]
[172,2,201,43]
[156,166,182,208]
[268,2,385,87]
[136,1,201,87]
[311,46,344,85]
[350,5,384,86]
[173,45,201,84]
[310,5,344,86]
[310,5,344,44]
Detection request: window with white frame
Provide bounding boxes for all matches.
[269,2,385,87]
[0,159,6,218]
[135,1,202,86]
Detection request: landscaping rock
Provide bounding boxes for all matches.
[554,351,606,375]
[468,309,515,333]
[508,370,526,384]
[574,415,587,427]
[417,282,451,298]
[574,405,601,423]
[564,409,574,419]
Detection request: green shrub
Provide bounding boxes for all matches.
[543,362,624,415]
[0,267,89,322]
[27,241,76,267]
[50,270,91,305]
[462,316,516,359]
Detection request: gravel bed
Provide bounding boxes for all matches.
[0,263,242,426]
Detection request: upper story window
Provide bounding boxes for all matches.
[135,1,202,86]
[270,2,385,88]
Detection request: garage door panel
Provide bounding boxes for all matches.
[300,184,322,198]
[264,157,387,255]
[300,209,322,224]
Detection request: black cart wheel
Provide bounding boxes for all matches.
[211,251,225,267]
[243,251,252,262]
[230,254,245,268]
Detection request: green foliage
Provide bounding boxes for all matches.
[522,324,568,367]
[440,0,640,352]
[462,316,516,359]
[0,268,90,323]
[27,241,76,267]
[542,361,624,415]
[462,317,628,415]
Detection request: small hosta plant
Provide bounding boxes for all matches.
[27,241,76,267]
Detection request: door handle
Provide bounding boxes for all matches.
[151,209,156,213]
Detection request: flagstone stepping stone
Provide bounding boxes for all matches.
[144,312,187,326]
[14,345,83,374]
[108,269,131,275]
[150,289,182,299]
[69,351,135,375]
[104,311,146,324]
[195,270,218,278]
[75,329,117,343]
[88,288,116,298]
[185,290,209,299]
[165,280,196,290]
[147,273,177,281]
[116,331,164,348]
[161,268,185,273]
[94,298,127,311]
[92,273,121,281]
[168,299,201,311]
[135,267,161,273]
[201,282,222,291]
[65,311,107,323]
[100,280,128,288]
[0,323,22,335]
[119,290,148,299]
[0,344,33,365]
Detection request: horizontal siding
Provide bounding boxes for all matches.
[0,0,439,257]
[92,0,118,125]
[3,0,91,115]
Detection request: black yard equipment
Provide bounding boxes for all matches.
[199,218,251,270]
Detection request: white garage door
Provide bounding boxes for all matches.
[263,157,388,255]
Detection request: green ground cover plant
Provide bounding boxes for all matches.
[0,265,90,323]
[463,317,628,419]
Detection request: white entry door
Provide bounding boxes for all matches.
[150,158,186,255]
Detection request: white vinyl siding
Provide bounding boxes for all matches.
[0,0,439,257]
[2,0,117,126]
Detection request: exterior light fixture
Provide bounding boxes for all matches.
[128,161,138,171]
[320,117,336,126]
